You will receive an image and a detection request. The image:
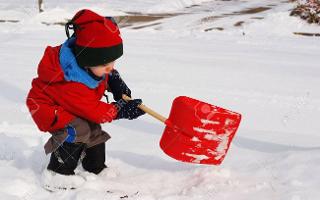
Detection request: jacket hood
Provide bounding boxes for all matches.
[37,45,65,84]
[37,38,104,88]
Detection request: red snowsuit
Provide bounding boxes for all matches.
[26,45,117,132]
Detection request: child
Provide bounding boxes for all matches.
[26,9,145,191]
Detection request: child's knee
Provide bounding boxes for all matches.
[69,118,91,143]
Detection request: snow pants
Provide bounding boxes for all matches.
[44,117,111,155]
[45,117,110,175]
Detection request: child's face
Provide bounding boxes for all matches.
[89,61,115,77]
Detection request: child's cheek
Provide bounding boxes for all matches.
[105,68,113,74]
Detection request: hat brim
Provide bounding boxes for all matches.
[74,43,123,67]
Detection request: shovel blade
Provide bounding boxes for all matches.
[160,96,241,165]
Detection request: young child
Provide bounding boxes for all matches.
[26,9,145,191]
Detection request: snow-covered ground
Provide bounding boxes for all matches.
[0,0,320,199]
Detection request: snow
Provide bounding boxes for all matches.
[191,136,200,142]
[42,169,86,192]
[1,0,320,199]
[184,153,210,163]
[193,127,216,135]
[201,119,220,125]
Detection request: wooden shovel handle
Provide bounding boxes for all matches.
[122,94,167,124]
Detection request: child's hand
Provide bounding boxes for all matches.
[108,69,131,101]
[113,99,145,120]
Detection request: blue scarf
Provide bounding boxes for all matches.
[59,37,105,89]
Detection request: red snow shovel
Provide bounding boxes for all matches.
[123,95,242,165]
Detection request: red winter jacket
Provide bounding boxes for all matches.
[26,45,117,132]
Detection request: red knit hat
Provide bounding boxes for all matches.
[65,9,123,67]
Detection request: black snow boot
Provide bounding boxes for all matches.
[47,142,85,175]
[82,142,107,174]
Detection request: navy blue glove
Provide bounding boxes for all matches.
[64,124,76,143]
[108,69,131,101]
[113,99,145,120]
